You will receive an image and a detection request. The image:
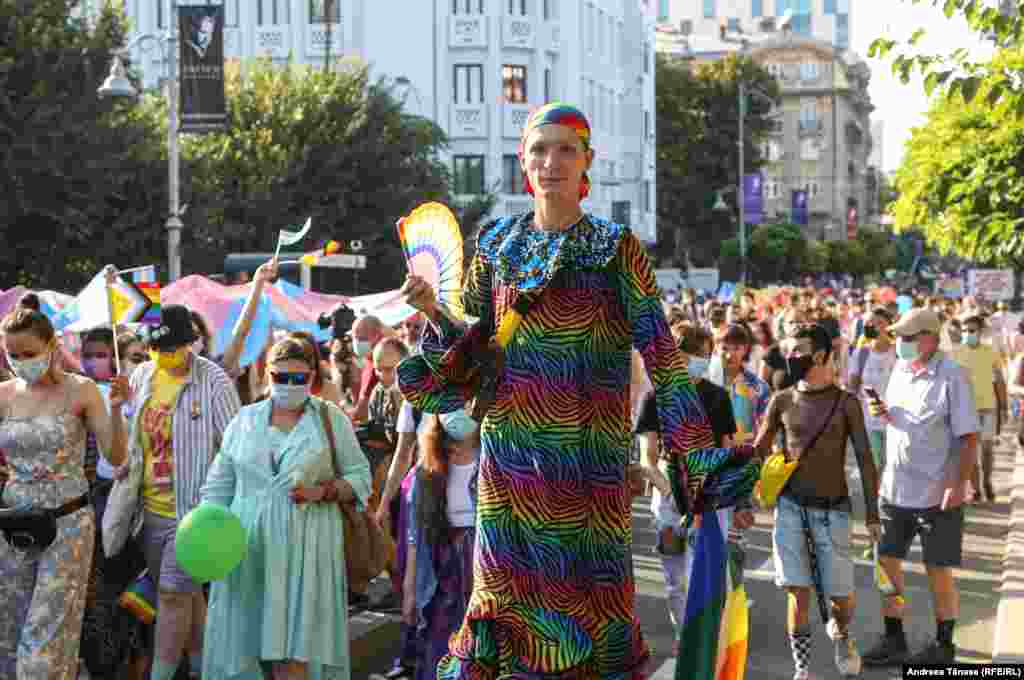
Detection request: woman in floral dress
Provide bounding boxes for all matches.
[0,309,128,680]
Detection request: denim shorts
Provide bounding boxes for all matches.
[772,494,854,598]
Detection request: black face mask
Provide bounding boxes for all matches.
[786,355,815,383]
[863,325,880,340]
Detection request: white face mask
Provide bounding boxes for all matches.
[687,356,710,380]
[7,351,51,385]
[353,340,373,358]
[121,361,140,378]
[270,383,310,410]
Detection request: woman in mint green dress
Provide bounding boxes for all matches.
[200,335,372,680]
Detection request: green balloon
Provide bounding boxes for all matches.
[175,503,248,583]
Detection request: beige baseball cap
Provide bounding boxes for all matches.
[888,308,942,337]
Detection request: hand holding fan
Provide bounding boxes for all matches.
[397,202,465,320]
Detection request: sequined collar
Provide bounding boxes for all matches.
[477,211,626,292]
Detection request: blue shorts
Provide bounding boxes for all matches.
[772,494,854,598]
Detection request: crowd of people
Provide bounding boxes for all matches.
[645,285,1019,678]
[0,101,1017,680]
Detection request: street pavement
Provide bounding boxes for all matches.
[353,431,1015,679]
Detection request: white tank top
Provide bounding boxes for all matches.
[446,462,476,527]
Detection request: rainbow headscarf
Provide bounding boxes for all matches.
[522,103,592,150]
[520,103,592,199]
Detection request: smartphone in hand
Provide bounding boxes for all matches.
[863,386,879,402]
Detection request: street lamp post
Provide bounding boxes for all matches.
[98,0,182,282]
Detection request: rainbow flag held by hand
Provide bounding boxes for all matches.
[676,511,749,680]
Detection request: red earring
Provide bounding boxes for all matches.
[579,172,591,200]
[524,173,535,196]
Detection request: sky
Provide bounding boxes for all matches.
[852,1,995,174]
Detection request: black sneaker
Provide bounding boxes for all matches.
[906,640,956,665]
[862,634,909,667]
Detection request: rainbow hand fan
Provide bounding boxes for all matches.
[397,202,464,320]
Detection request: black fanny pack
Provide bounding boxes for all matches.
[0,494,90,551]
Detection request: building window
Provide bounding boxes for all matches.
[800,61,819,81]
[761,139,782,162]
[310,0,341,23]
[544,68,552,103]
[657,0,669,21]
[223,0,240,27]
[508,0,526,16]
[453,156,485,194]
[805,181,821,198]
[703,0,715,19]
[502,155,526,194]
[543,0,555,20]
[835,13,849,48]
[156,0,163,28]
[453,64,484,104]
[824,0,835,12]
[752,0,763,18]
[503,65,527,103]
[799,98,817,130]
[258,0,289,25]
[453,0,485,13]
[727,17,740,32]
[778,0,811,35]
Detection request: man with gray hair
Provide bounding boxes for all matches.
[863,308,979,666]
[348,315,386,423]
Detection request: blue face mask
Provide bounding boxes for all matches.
[687,357,710,380]
[270,383,309,411]
[440,409,478,441]
[896,338,919,362]
[963,332,980,348]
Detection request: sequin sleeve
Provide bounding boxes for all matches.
[617,232,758,514]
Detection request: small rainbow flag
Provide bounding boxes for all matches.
[135,282,161,326]
[119,570,157,624]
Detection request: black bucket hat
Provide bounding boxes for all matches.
[144,304,198,351]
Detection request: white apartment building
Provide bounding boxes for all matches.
[116,0,658,243]
[656,0,851,50]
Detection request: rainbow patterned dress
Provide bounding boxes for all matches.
[398,213,758,680]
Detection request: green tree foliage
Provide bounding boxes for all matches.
[719,223,899,283]
[157,59,492,290]
[869,0,1024,110]
[891,48,1024,267]
[0,0,169,289]
[656,53,779,268]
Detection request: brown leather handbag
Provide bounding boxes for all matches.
[319,402,394,592]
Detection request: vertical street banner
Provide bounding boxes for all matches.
[179,5,226,134]
[791,189,808,226]
[743,173,764,225]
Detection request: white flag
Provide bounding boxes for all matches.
[276,217,312,257]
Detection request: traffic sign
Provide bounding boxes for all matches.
[316,254,367,269]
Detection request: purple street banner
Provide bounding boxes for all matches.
[179,5,226,134]
[743,173,764,225]
[791,189,808,226]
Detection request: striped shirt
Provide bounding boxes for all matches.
[125,355,241,521]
